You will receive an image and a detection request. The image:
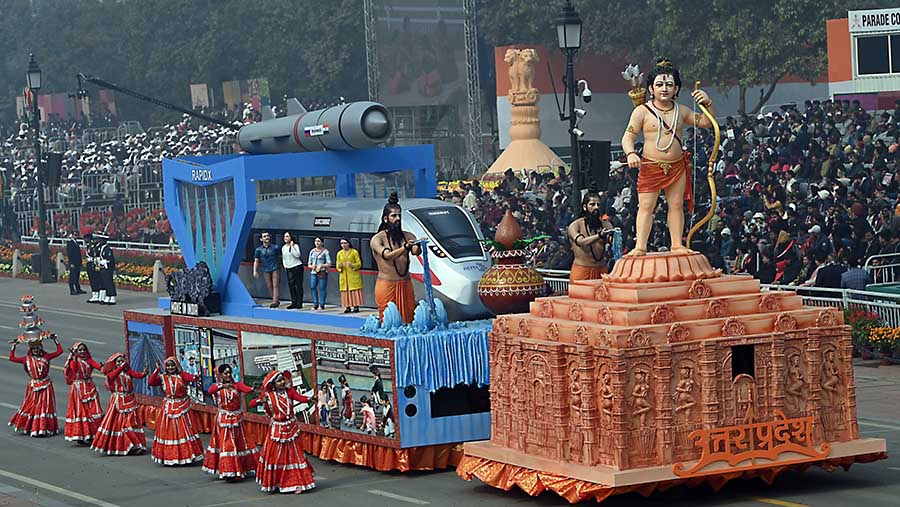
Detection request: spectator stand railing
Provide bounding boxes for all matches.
[117,121,144,139]
[864,252,900,285]
[124,162,163,208]
[47,136,68,153]
[217,135,237,154]
[81,127,118,146]
[20,235,180,254]
[536,268,570,295]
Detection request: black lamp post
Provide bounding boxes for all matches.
[556,0,583,209]
[26,54,53,283]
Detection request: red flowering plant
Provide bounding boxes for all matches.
[844,308,882,351]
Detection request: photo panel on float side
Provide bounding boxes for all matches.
[241,332,315,423]
[314,340,397,440]
[174,326,205,403]
[202,328,240,405]
[126,321,166,397]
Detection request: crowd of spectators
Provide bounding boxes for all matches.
[4,90,900,294]
[0,96,351,241]
[442,97,900,291]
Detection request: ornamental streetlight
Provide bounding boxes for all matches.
[555,0,583,208]
[26,53,53,283]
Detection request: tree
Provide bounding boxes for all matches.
[0,0,368,126]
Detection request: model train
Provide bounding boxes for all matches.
[240,197,492,321]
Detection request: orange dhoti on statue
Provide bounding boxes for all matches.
[375,278,416,324]
[569,263,606,283]
[638,155,694,212]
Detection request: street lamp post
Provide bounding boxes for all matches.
[556,0,583,209]
[26,54,53,283]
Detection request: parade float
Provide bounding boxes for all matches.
[122,102,497,471]
[456,59,888,502]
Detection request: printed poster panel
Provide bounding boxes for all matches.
[241,332,315,422]
[314,340,396,440]
[190,83,210,109]
[174,326,204,403]
[126,323,165,396]
[222,80,241,109]
[200,328,239,405]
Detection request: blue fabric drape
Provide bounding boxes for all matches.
[393,324,490,393]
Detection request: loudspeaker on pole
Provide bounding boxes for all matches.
[45,152,63,190]
[578,140,611,192]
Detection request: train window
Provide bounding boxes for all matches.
[409,207,483,259]
[429,382,490,418]
[297,236,316,260]
[359,236,377,271]
[322,237,342,259]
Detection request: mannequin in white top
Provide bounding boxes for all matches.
[282,232,304,309]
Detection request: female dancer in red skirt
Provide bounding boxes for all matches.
[63,342,104,444]
[8,335,63,437]
[250,370,317,494]
[147,356,203,465]
[203,363,259,480]
[92,352,148,455]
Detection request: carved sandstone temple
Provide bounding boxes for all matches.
[459,251,886,502]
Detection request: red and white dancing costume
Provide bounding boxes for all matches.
[8,340,63,437]
[91,353,147,455]
[147,357,203,465]
[250,371,316,494]
[63,342,104,442]
[202,377,259,479]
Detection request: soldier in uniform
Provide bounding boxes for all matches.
[96,234,117,305]
[84,233,102,304]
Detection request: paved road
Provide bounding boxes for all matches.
[0,277,898,506]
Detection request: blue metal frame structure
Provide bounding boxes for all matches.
[161,145,436,327]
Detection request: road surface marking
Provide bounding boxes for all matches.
[889,467,900,471]
[0,468,122,507]
[198,500,258,507]
[0,401,66,422]
[0,324,18,330]
[751,498,810,507]
[368,489,430,505]
[859,420,900,431]
[78,338,106,345]
[0,302,121,323]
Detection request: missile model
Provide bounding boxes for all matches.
[237,99,392,154]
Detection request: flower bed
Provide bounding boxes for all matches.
[845,308,899,364]
[0,242,185,291]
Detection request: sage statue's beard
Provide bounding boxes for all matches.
[586,210,602,232]
[387,220,405,245]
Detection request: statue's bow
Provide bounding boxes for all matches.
[686,81,721,246]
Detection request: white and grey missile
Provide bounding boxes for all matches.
[237,99,392,154]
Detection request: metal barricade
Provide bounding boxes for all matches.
[80,127,118,145]
[117,121,144,139]
[20,235,180,254]
[864,252,900,285]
